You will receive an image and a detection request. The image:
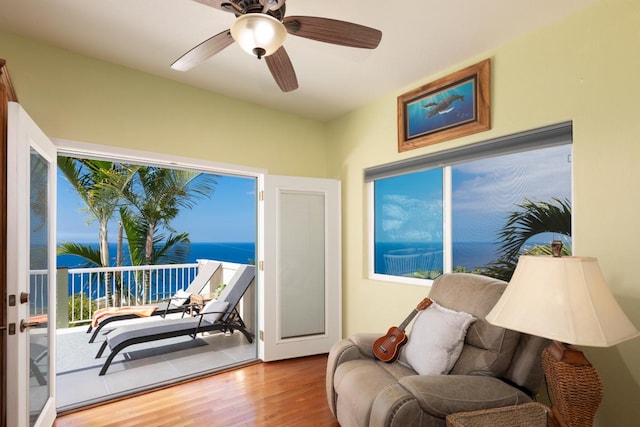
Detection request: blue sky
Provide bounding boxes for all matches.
[375,144,572,243]
[57,168,257,244]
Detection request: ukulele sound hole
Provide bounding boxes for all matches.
[389,335,396,342]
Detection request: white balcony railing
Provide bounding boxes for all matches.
[66,263,200,326]
[30,260,237,326]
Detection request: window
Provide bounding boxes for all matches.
[374,169,444,279]
[368,123,573,284]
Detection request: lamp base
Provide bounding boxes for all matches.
[543,341,603,427]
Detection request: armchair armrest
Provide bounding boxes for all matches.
[347,333,379,359]
[326,333,380,416]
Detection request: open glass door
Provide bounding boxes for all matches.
[6,102,57,427]
[261,175,341,361]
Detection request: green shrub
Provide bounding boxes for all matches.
[68,293,94,325]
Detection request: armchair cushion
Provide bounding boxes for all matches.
[400,302,475,375]
[397,375,533,417]
[428,274,522,378]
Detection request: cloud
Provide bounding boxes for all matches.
[452,145,571,214]
[375,145,572,243]
[380,194,442,241]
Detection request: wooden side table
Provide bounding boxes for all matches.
[189,294,213,316]
[446,402,549,427]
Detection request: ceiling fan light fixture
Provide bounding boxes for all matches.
[231,13,287,59]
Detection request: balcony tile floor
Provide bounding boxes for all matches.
[55,319,256,412]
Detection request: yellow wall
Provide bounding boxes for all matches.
[0,31,328,177]
[2,0,640,424]
[326,0,640,424]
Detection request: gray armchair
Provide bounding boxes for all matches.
[326,273,548,427]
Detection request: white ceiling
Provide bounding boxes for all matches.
[0,0,600,121]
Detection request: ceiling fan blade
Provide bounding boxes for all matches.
[283,16,382,49]
[171,30,234,71]
[192,0,237,13]
[265,47,298,92]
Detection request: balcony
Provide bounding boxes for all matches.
[30,261,257,412]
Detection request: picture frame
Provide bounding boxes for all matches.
[397,58,490,152]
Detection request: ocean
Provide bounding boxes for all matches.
[57,242,256,269]
[58,240,497,276]
[374,241,502,275]
[58,240,521,297]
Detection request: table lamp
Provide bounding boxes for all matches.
[486,248,640,426]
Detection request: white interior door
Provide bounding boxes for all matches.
[6,102,57,427]
[260,175,341,361]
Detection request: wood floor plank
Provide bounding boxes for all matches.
[54,355,340,427]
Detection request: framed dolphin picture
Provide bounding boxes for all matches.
[398,59,490,152]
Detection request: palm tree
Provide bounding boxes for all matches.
[118,206,192,303]
[58,160,217,304]
[57,157,139,306]
[115,220,124,306]
[483,198,571,281]
[120,167,217,303]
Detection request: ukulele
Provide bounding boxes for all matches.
[373,297,433,362]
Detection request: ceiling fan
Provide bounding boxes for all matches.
[171,0,383,92]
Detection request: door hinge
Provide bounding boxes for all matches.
[259,330,264,341]
[259,190,264,201]
[259,260,264,271]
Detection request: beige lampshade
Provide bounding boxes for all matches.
[230,13,287,58]
[486,255,640,347]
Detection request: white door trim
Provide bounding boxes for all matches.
[260,175,341,361]
[7,102,58,427]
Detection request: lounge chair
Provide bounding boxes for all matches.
[86,261,222,343]
[95,264,255,376]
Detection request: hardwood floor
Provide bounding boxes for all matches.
[54,354,340,427]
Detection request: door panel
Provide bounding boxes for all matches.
[261,175,341,361]
[7,102,57,427]
[279,191,326,339]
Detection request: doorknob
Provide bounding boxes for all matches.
[20,319,40,332]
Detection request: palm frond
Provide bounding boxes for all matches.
[152,232,191,265]
[496,197,571,264]
[484,198,572,281]
[119,206,147,266]
[57,242,103,268]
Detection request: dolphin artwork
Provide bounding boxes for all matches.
[423,95,464,119]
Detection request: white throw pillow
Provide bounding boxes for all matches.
[169,290,191,307]
[200,300,229,322]
[401,301,475,375]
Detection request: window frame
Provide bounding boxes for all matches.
[367,122,573,286]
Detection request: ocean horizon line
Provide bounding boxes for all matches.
[57,241,256,269]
